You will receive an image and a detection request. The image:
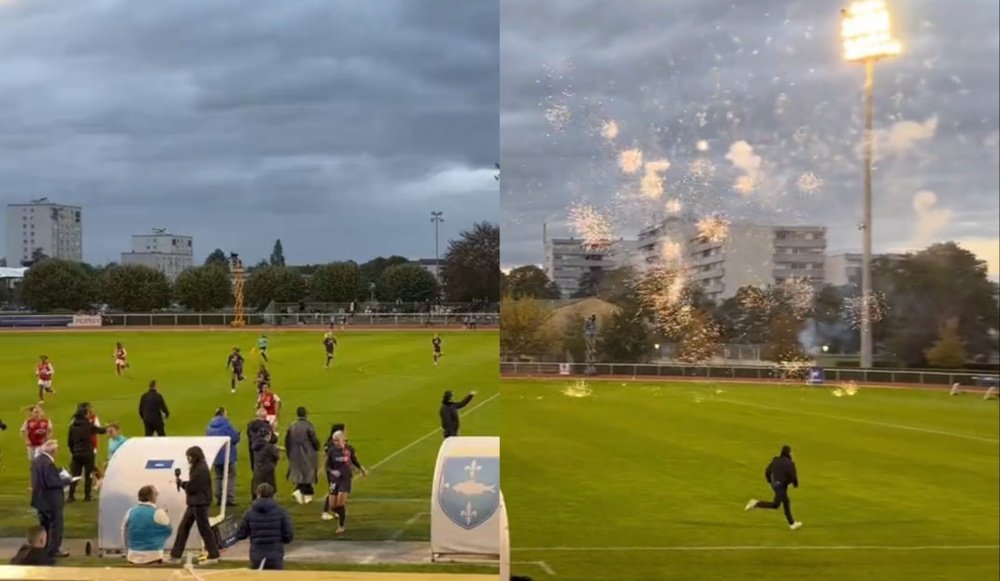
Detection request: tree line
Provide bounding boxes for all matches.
[5,223,500,313]
[501,242,1000,370]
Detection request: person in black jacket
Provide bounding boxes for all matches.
[138,380,169,436]
[67,408,106,502]
[251,436,280,499]
[745,445,802,530]
[247,407,274,472]
[439,390,476,439]
[235,483,293,570]
[9,526,56,565]
[168,446,221,564]
[30,440,72,558]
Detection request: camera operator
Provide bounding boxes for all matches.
[167,446,220,564]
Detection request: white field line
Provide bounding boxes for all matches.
[390,511,430,541]
[513,544,1000,552]
[369,392,499,471]
[512,560,556,575]
[713,398,1000,444]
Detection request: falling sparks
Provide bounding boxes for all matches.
[665,198,682,215]
[796,171,824,194]
[832,381,860,398]
[545,104,572,130]
[568,203,616,249]
[696,139,710,152]
[775,359,812,381]
[562,380,593,398]
[640,160,671,200]
[687,158,716,180]
[778,278,816,318]
[841,292,890,329]
[601,119,620,141]
[726,140,763,196]
[660,238,684,264]
[733,174,758,196]
[619,148,643,174]
[739,286,776,312]
[696,215,731,243]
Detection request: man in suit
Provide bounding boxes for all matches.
[139,380,170,436]
[30,440,72,558]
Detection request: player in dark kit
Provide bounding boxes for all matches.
[322,430,364,534]
[323,333,337,368]
[255,365,271,398]
[431,334,442,366]
[745,445,803,530]
[227,348,245,394]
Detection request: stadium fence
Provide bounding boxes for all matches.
[0,312,498,328]
[500,361,1000,388]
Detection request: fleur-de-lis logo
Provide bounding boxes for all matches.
[464,460,482,478]
[460,502,478,526]
[438,456,500,530]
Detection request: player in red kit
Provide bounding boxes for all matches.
[113,342,129,376]
[20,405,52,461]
[258,386,282,434]
[35,356,55,402]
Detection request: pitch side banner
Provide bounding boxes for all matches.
[430,436,501,561]
[70,314,102,327]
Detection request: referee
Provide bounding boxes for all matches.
[744,445,803,530]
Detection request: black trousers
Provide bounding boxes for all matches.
[251,555,284,570]
[144,423,166,437]
[69,454,96,499]
[755,483,795,524]
[294,483,315,495]
[37,509,64,557]
[169,505,220,559]
[443,428,457,439]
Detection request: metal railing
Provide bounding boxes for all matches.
[500,361,1000,387]
[0,312,499,328]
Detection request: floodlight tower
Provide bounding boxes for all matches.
[840,0,902,369]
[229,253,246,327]
[431,211,444,279]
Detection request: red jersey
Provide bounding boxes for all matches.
[36,362,54,381]
[88,413,101,450]
[260,392,280,416]
[115,348,127,360]
[23,418,51,447]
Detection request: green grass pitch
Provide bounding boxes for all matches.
[0,329,499,550]
[502,378,999,581]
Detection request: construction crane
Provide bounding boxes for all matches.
[229,253,246,327]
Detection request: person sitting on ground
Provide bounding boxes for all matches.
[123,485,173,565]
[9,526,56,566]
[235,483,294,570]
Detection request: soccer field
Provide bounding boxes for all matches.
[0,329,499,545]
[502,378,1000,581]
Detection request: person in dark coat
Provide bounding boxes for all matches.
[168,446,221,564]
[439,390,476,438]
[284,407,320,505]
[9,526,56,565]
[247,407,274,472]
[745,445,803,530]
[138,380,170,436]
[251,436,280,499]
[67,407,106,502]
[235,483,293,570]
[30,440,71,558]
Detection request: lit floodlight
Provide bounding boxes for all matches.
[841,0,902,62]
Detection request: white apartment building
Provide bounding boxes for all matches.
[638,218,827,302]
[544,237,635,298]
[5,200,83,266]
[413,258,445,281]
[825,251,906,288]
[120,229,193,281]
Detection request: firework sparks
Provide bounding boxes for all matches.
[778,277,816,317]
[796,171,824,194]
[696,139,710,152]
[739,286,776,312]
[545,104,571,130]
[568,203,616,249]
[687,158,715,180]
[831,381,861,398]
[601,119,620,141]
[640,160,671,200]
[841,292,890,329]
[619,148,643,174]
[733,175,758,196]
[562,380,593,398]
[665,198,682,215]
[696,215,730,242]
[660,238,684,264]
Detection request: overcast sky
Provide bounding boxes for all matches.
[1,0,498,266]
[501,0,1000,277]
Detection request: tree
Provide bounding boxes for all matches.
[174,265,232,311]
[499,296,553,359]
[677,309,722,363]
[560,313,588,362]
[442,222,500,303]
[204,249,228,267]
[715,286,771,344]
[270,239,286,267]
[359,256,411,298]
[99,265,171,312]
[309,262,362,302]
[599,305,653,363]
[505,265,558,299]
[19,259,96,311]
[379,264,440,302]
[244,266,307,309]
[572,270,606,298]
[30,248,48,264]
[924,318,967,368]
[761,311,808,363]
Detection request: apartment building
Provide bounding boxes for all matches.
[5,199,83,266]
[120,229,193,281]
[544,237,635,298]
[825,251,906,288]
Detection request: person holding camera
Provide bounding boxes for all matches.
[167,446,220,564]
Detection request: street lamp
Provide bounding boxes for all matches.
[431,211,444,280]
[841,0,902,369]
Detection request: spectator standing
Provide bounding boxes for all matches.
[139,380,170,436]
[205,407,240,507]
[30,440,71,558]
[235,483,293,570]
[246,407,274,472]
[123,485,172,564]
[67,407,106,502]
[284,407,319,504]
[251,434,281,499]
[168,446,220,564]
[9,526,56,566]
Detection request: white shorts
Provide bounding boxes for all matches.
[38,380,52,389]
[116,359,126,367]
[266,415,278,427]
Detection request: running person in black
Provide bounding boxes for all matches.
[745,445,802,530]
[255,364,271,398]
[323,333,337,368]
[431,334,442,366]
[227,348,245,394]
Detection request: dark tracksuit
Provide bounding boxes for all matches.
[252,438,280,498]
[755,454,799,524]
[235,498,293,570]
[67,415,106,501]
[139,389,169,436]
[247,418,274,471]
[170,450,221,560]
[440,394,473,439]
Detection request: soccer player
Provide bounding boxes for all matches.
[257,335,269,363]
[323,333,337,368]
[35,356,55,402]
[322,431,363,534]
[745,445,803,530]
[20,405,52,461]
[322,423,366,523]
[255,365,271,397]
[113,342,129,377]
[227,348,245,394]
[259,385,282,434]
[431,334,443,366]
